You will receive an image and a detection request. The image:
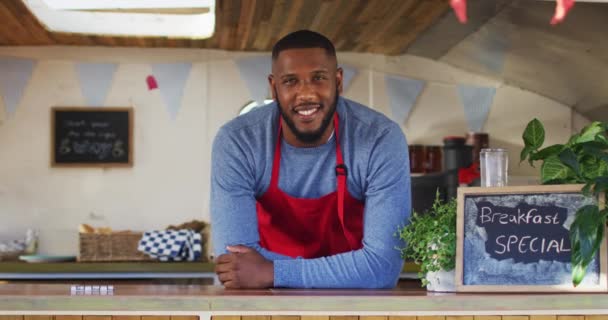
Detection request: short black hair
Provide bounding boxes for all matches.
[271,30,336,61]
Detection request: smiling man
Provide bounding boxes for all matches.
[210,30,411,289]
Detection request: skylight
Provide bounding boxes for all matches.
[22,0,215,39]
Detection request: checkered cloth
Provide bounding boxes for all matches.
[137,229,202,261]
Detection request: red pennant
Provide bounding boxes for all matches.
[551,0,575,25]
[146,75,158,90]
[450,0,467,24]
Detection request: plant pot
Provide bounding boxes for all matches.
[425,268,456,292]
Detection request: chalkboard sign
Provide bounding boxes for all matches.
[51,107,133,167]
[456,184,607,292]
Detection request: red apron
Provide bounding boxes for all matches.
[256,113,364,258]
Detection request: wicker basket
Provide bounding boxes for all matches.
[78,230,210,262]
[79,231,153,262]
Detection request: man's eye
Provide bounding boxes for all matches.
[283,79,296,85]
[313,75,327,81]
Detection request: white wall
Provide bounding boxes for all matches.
[0,46,588,255]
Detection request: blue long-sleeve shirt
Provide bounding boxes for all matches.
[210,97,411,288]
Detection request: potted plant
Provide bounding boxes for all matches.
[520,119,608,286]
[397,192,457,291]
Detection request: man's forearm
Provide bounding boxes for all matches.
[273,247,403,288]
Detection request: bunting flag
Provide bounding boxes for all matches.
[341,64,358,93]
[75,62,117,106]
[457,84,496,132]
[235,56,271,105]
[0,57,36,118]
[151,63,192,120]
[385,74,425,125]
[552,0,575,25]
[450,0,467,24]
[146,75,158,90]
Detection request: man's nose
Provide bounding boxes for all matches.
[296,80,316,100]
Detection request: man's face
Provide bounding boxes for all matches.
[269,48,343,145]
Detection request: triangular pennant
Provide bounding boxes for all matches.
[341,64,358,93]
[235,56,271,105]
[457,85,496,132]
[385,74,425,125]
[75,62,117,106]
[0,57,36,118]
[151,63,192,120]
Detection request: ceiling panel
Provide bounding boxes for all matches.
[0,0,450,55]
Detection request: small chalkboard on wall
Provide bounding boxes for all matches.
[51,107,133,167]
[456,184,607,292]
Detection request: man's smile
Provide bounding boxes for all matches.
[294,104,322,122]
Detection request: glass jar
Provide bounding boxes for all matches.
[409,144,425,173]
[424,145,442,173]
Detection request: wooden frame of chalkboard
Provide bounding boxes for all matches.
[456,184,607,292]
[51,107,133,167]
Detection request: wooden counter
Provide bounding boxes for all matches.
[2,283,608,319]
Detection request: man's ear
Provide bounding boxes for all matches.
[336,67,344,95]
[268,74,276,99]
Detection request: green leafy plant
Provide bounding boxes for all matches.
[521,119,608,286]
[397,192,456,287]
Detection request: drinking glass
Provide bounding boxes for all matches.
[480,148,508,187]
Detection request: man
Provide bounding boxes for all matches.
[211,30,411,289]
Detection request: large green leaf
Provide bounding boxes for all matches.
[531,144,564,161]
[541,155,571,184]
[559,148,580,175]
[570,205,605,286]
[574,122,605,144]
[520,146,534,164]
[526,144,564,168]
[581,143,608,162]
[580,156,604,180]
[572,264,587,287]
[594,134,608,147]
[522,119,545,149]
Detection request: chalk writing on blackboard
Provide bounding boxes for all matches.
[475,201,570,263]
[52,107,132,166]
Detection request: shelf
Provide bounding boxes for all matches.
[0,261,214,273]
[0,261,215,279]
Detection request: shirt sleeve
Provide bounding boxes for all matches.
[210,127,294,261]
[273,123,411,288]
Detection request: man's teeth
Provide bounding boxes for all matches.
[298,108,318,116]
